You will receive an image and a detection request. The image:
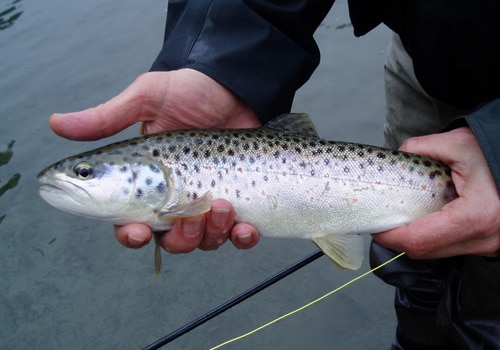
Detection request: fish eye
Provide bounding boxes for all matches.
[73,162,94,180]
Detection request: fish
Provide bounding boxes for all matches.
[38,113,457,275]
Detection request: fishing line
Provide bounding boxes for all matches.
[209,252,406,350]
[142,249,325,350]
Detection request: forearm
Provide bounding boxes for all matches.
[150,0,334,123]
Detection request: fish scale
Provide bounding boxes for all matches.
[38,114,457,273]
[138,127,454,237]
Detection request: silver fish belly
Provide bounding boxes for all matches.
[38,114,457,271]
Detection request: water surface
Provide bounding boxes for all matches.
[0,1,395,348]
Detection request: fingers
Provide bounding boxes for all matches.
[197,200,260,249]
[113,199,260,253]
[374,127,500,259]
[199,199,234,250]
[161,199,260,252]
[161,216,206,253]
[372,206,500,259]
[114,223,152,248]
[399,127,478,166]
[230,223,260,249]
[372,204,462,258]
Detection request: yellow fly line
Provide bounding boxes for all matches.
[209,251,406,350]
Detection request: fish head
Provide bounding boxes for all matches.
[37,149,173,226]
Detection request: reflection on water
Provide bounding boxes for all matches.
[0,140,20,223]
[0,0,23,31]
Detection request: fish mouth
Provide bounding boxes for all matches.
[38,179,102,220]
[38,175,92,206]
[37,177,131,223]
[38,183,66,195]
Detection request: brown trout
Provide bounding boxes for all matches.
[38,114,457,274]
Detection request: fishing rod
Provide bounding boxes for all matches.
[142,249,324,350]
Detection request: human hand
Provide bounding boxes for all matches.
[49,69,261,252]
[372,127,500,259]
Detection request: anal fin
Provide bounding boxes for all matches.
[313,234,365,270]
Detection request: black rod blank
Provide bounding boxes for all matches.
[142,249,324,350]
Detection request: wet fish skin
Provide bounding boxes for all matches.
[38,114,457,271]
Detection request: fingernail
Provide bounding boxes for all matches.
[211,208,231,227]
[50,113,64,120]
[238,231,252,245]
[182,217,203,237]
[128,233,146,245]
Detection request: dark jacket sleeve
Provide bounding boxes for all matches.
[448,99,500,193]
[150,0,334,123]
[464,99,500,193]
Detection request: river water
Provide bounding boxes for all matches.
[0,0,396,348]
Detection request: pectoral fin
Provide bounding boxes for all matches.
[159,191,213,219]
[154,191,213,276]
[313,234,365,270]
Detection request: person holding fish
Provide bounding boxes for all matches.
[47,1,500,349]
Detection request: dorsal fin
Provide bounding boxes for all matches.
[265,113,319,138]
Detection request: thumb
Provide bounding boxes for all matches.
[49,75,152,141]
[399,127,475,165]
